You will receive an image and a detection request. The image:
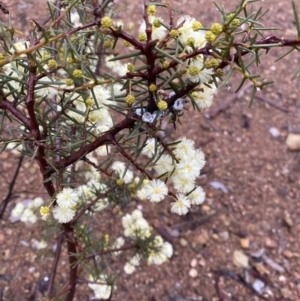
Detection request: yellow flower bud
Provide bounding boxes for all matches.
[86,98,94,106]
[101,16,112,28]
[157,100,168,111]
[210,23,223,35]
[138,33,147,42]
[73,69,83,78]
[192,20,203,31]
[147,5,156,15]
[231,18,240,27]
[162,61,170,69]
[149,84,157,92]
[104,40,113,49]
[186,37,195,47]
[125,94,135,106]
[40,206,50,218]
[116,179,124,186]
[204,58,219,69]
[65,78,74,86]
[123,40,131,47]
[152,18,161,28]
[169,29,178,39]
[48,59,57,68]
[215,68,223,77]
[205,31,216,43]
[127,63,134,72]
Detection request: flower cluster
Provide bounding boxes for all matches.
[10,197,44,224]
[138,137,206,215]
[88,274,116,300]
[52,188,79,223]
[122,209,151,238]
[121,209,173,273]
[111,161,134,184]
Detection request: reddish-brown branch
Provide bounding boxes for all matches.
[0,100,31,128]
[47,232,64,297]
[111,137,153,180]
[83,156,112,177]
[63,223,79,301]
[58,111,136,168]
[71,186,117,223]
[58,82,198,170]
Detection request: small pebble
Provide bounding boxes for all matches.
[180,238,188,247]
[219,231,229,241]
[286,133,300,151]
[190,258,198,268]
[189,268,198,278]
[253,279,265,293]
[240,237,250,249]
[283,215,293,227]
[279,275,286,282]
[233,250,249,268]
[198,258,206,267]
[265,238,277,249]
[269,127,280,137]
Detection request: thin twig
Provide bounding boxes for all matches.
[171,212,218,229]
[71,186,117,223]
[255,93,293,113]
[47,232,64,298]
[0,155,24,219]
[215,274,225,301]
[213,269,269,300]
[208,82,252,118]
[85,243,138,260]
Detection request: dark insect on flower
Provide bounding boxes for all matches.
[0,3,9,14]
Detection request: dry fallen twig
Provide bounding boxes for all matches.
[207,82,252,118]
[207,82,294,119]
[255,93,294,114]
[171,212,218,230]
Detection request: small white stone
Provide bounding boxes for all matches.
[232,250,249,268]
[269,127,280,137]
[253,279,265,293]
[278,275,286,282]
[190,258,198,267]
[189,268,198,278]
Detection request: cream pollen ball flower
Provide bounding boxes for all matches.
[147,236,173,265]
[172,174,195,194]
[88,274,116,300]
[56,188,79,208]
[53,206,76,223]
[192,83,217,110]
[92,85,111,105]
[175,159,201,179]
[188,186,205,205]
[171,194,191,215]
[124,262,136,274]
[187,57,214,84]
[190,149,206,170]
[142,138,157,158]
[173,137,195,159]
[154,154,174,175]
[111,161,126,174]
[144,179,168,203]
